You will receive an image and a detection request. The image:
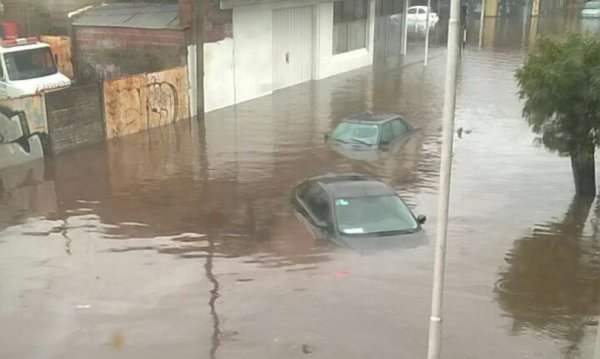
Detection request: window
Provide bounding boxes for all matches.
[4,48,57,81]
[391,119,408,136]
[302,184,331,224]
[330,122,380,146]
[0,60,4,79]
[381,123,393,143]
[335,195,419,235]
[333,0,369,54]
[408,8,417,14]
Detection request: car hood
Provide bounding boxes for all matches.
[337,229,429,254]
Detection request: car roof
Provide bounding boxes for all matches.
[304,173,396,199]
[342,112,403,125]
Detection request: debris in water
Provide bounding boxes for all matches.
[335,271,348,279]
[302,344,313,354]
[111,331,125,350]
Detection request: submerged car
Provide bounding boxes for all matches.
[582,1,600,17]
[327,112,416,147]
[291,173,427,251]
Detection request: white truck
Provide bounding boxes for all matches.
[0,37,71,98]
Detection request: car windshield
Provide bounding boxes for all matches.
[585,2,600,8]
[330,122,379,146]
[335,195,419,235]
[4,47,58,81]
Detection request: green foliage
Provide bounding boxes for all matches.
[516,33,600,157]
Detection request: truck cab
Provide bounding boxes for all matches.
[0,37,71,98]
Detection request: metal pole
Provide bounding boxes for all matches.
[478,0,486,47]
[401,0,409,55]
[424,0,431,66]
[425,0,461,354]
[195,0,205,121]
[595,317,600,359]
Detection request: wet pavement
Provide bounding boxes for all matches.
[2,13,600,359]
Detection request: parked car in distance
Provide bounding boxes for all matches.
[582,1,600,17]
[391,6,439,31]
[291,173,427,251]
[326,112,416,148]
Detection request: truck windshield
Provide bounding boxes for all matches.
[4,47,57,81]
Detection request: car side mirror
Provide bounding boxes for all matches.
[380,140,390,147]
[54,54,59,64]
[324,132,330,141]
[417,215,427,224]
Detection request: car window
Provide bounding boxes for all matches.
[418,8,425,14]
[335,195,419,235]
[330,122,379,146]
[408,8,417,14]
[391,119,408,136]
[303,184,331,223]
[381,123,393,143]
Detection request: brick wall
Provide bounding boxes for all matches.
[45,84,105,154]
[74,27,186,83]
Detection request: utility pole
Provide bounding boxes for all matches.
[425,0,461,354]
[195,0,205,121]
[478,0,486,47]
[401,0,409,55]
[424,0,431,66]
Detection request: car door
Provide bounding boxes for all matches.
[407,7,417,24]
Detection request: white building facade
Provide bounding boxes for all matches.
[192,0,376,113]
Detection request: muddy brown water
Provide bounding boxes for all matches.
[2,15,600,359]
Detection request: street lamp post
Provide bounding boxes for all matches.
[424,0,431,66]
[425,0,461,355]
[195,0,205,121]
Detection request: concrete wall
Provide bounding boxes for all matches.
[45,84,105,154]
[224,0,375,107]
[188,39,236,115]
[40,36,74,79]
[0,95,48,134]
[104,66,190,139]
[0,99,46,170]
[233,4,274,104]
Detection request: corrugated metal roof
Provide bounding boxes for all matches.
[72,3,181,29]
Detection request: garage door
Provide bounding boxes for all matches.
[273,6,313,91]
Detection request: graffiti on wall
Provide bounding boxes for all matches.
[0,95,48,134]
[40,36,74,79]
[104,66,189,139]
[0,107,44,170]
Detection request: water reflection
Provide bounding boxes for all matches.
[496,196,600,356]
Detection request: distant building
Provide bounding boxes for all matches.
[71,3,188,83]
[2,0,100,36]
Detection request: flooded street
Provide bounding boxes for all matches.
[2,13,600,359]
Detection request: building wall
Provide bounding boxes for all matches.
[74,27,186,83]
[103,66,190,139]
[314,1,375,80]
[233,4,273,104]
[225,0,375,107]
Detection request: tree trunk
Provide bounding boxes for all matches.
[570,150,596,197]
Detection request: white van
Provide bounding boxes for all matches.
[0,37,71,98]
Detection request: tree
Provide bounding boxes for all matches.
[516,33,600,196]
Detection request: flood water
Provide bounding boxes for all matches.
[2,12,600,359]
